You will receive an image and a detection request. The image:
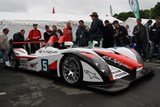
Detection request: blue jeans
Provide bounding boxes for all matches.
[148,41,160,60]
[0,50,9,63]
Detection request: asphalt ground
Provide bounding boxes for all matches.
[0,62,160,107]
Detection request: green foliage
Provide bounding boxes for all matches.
[113,12,134,21]
[113,2,160,21]
[151,2,160,18]
[139,9,150,19]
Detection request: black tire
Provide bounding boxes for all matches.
[8,50,18,69]
[60,55,83,86]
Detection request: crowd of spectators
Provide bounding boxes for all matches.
[0,12,160,66]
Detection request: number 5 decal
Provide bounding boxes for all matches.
[41,59,48,71]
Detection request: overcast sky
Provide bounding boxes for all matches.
[0,0,159,16]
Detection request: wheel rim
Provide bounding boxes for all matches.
[10,54,16,68]
[61,57,81,84]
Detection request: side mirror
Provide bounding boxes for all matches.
[64,42,73,48]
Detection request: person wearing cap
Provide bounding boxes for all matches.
[44,25,52,41]
[28,24,42,53]
[148,16,160,62]
[102,20,114,48]
[0,28,10,66]
[89,12,104,47]
[133,18,147,59]
[76,20,90,47]
[63,21,73,42]
[51,25,63,39]
[112,20,131,47]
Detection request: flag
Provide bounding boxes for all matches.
[52,6,55,14]
[110,5,113,16]
[128,0,140,19]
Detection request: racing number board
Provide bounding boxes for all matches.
[41,59,49,72]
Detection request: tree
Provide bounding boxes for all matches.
[152,2,160,18]
[139,9,150,19]
[113,11,134,21]
[113,2,160,21]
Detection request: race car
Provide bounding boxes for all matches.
[8,41,152,92]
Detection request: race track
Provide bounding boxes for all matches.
[0,62,160,107]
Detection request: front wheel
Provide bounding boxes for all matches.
[8,50,17,68]
[60,55,83,86]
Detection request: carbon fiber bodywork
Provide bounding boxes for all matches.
[87,68,152,92]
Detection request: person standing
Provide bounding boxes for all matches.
[102,20,114,48]
[126,25,137,49]
[112,20,130,47]
[0,28,10,66]
[51,25,63,39]
[126,25,134,41]
[145,20,153,30]
[148,17,160,62]
[28,24,41,53]
[144,19,153,44]
[89,12,104,47]
[63,21,73,42]
[76,20,90,47]
[133,18,147,58]
[144,20,153,62]
[13,29,25,48]
[44,25,52,42]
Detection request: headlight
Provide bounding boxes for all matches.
[131,49,144,65]
[81,52,111,74]
[92,56,110,74]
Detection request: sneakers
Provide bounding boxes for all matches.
[156,60,160,63]
[146,59,150,62]
[5,61,10,67]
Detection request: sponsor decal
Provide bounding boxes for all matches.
[20,58,28,69]
[109,65,129,80]
[84,70,100,80]
[28,62,38,68]
[97,50,143,70]
[38,50,42,54]
[114,71,128,79]
[103,56,125,67]
[38,50,56,54]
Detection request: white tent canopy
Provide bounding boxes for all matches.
[0,12,122,23]
[0,12,123,40]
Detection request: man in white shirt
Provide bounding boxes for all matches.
[0,28,10,66]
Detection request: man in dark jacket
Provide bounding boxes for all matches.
[89,12,104,47]
[44,25,52,41]
[102,20,114,48]
[148,16,160,62]
[113,20,130,47]
[76,20,90,47]
[133,18,147,58]
[13,29,25,48]
[144,20,153,62]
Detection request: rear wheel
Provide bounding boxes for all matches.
[60,55,83,86]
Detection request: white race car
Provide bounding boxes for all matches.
[8,40,152,92]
